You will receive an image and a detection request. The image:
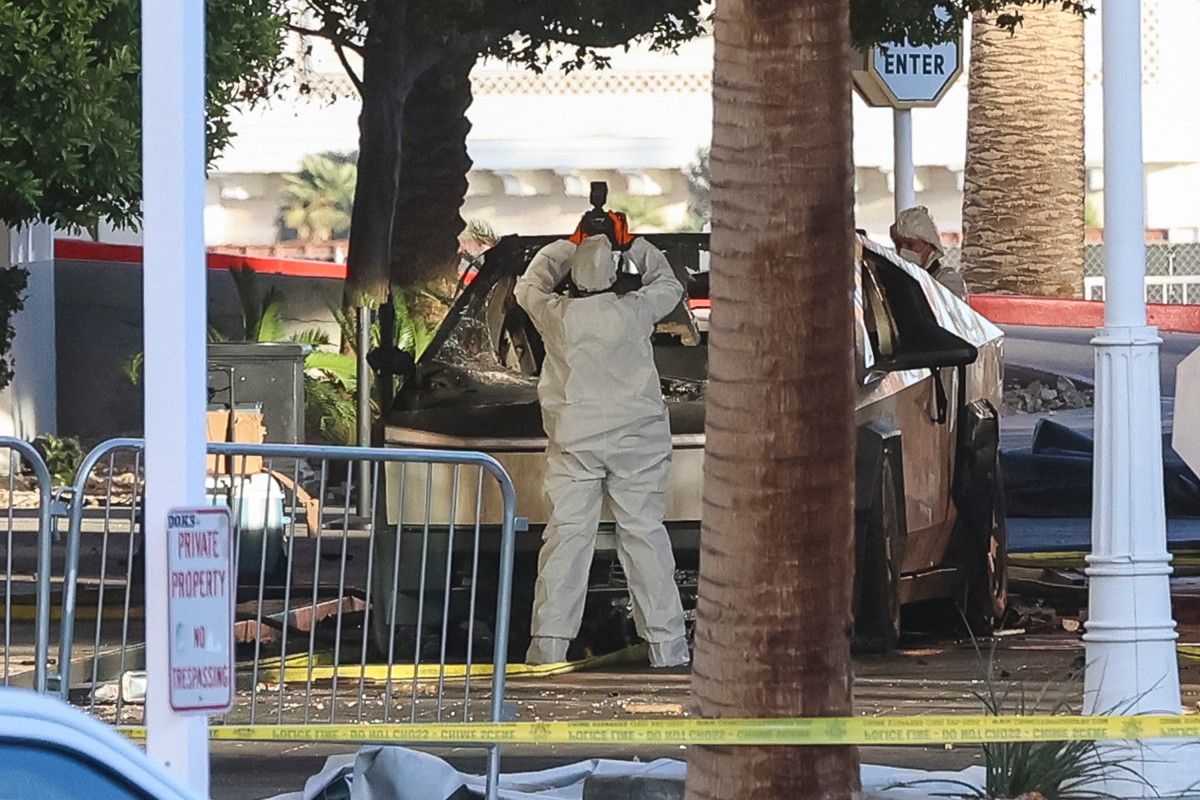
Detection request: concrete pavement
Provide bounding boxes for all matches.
[205,624,1200,800]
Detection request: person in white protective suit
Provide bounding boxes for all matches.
[514,232,690,668]
[890,205,969,300]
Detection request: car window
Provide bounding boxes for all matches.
[861,260,900,360]
[0,740,156,800]
[494,289,543,377]
[859,249,977,372]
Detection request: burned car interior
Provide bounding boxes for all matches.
[396,233,979,427]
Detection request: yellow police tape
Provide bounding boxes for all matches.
[4,604,142,623]
[116,714,1200,746]
[1008,549,1200,571]
[252,643,1200,679]
[245,644,651,684]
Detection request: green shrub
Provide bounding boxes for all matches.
[32,433,84,486]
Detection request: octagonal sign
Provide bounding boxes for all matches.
[853,35,963,109]
[1174,346,1200,475]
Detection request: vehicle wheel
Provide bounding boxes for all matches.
[963,455,1009,633]
[853,448,906,654]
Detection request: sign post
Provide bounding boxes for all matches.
[892,110,916,214]
[852,33,963,217]
[167,508,235,714]
[142,0,210,792]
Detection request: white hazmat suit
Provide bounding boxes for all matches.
[514,234,690,668]
[893,205,969,299]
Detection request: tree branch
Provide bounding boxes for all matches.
[333,40,364,93]
[533,23,653,51]
[450,28,507,56]
[286,23,363,55]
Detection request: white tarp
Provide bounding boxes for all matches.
[268,746,985,800]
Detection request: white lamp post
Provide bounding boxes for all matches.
[141,0,211,792]
[893,109,916,216]
[1085,0,1186,793]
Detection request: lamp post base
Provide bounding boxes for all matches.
[1084,325,1189,797]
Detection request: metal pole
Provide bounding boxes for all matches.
[1085,0,1185,793]
[141,0,210,791]
[357,306,372,516]
[892,108,916,217]
[379,295,397,414]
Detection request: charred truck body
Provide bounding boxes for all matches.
[374,233,1006,657]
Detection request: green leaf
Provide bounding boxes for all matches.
[229,265,261,340]
[0,0,286,230]
[304,374,356,445]
[121,350,144,385]
[289,328,332,347]
[304,350,357,392]
[256,286,286,342]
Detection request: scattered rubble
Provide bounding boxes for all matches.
[91,683,120,704]
[0,488,43,508]
[623,702,684,715]
[1003,375,1093,415]
[661,378,705,402]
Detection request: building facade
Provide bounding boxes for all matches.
[93,1,1200,249]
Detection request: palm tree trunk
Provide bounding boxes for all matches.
[961,6,1085,297]
[390,51,476,287]
[687,0,859,798]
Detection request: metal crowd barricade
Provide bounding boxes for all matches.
[56,439,519,795]
[0,436,55,694]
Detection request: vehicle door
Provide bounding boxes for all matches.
[856,249,974,572]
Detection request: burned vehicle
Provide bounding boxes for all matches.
[373,233,1007,655]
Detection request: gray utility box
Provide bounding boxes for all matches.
[207,342,308,444]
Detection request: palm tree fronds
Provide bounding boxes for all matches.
[304,351,357,392]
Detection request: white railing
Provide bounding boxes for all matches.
[1083,275,1200,304]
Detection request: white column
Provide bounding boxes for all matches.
[0,224,56,441]
[141,0,210,793]
[1084,0,1185,794]
[892,109,916,216]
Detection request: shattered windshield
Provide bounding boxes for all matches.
[412,234,709,406]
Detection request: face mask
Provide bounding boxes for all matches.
[899,248,927,267]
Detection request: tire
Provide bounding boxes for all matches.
[853,440,906,654]
[951,402,1009,634]
[963,455,1009,631]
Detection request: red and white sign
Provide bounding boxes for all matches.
[166,507,234,713]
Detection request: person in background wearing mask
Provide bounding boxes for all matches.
[514,230,690,669]
[889,205,969,300]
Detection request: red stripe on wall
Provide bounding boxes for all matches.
[51,241,1200,334]
[53,239,348,280]
[968,295,1200,334]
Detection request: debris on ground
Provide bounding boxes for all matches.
[1003,374,1093,415]
[1006,600,1064,635]
[623,702,684,715]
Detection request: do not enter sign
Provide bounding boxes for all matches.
[167,507,234,714]
[853,34,963,109]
